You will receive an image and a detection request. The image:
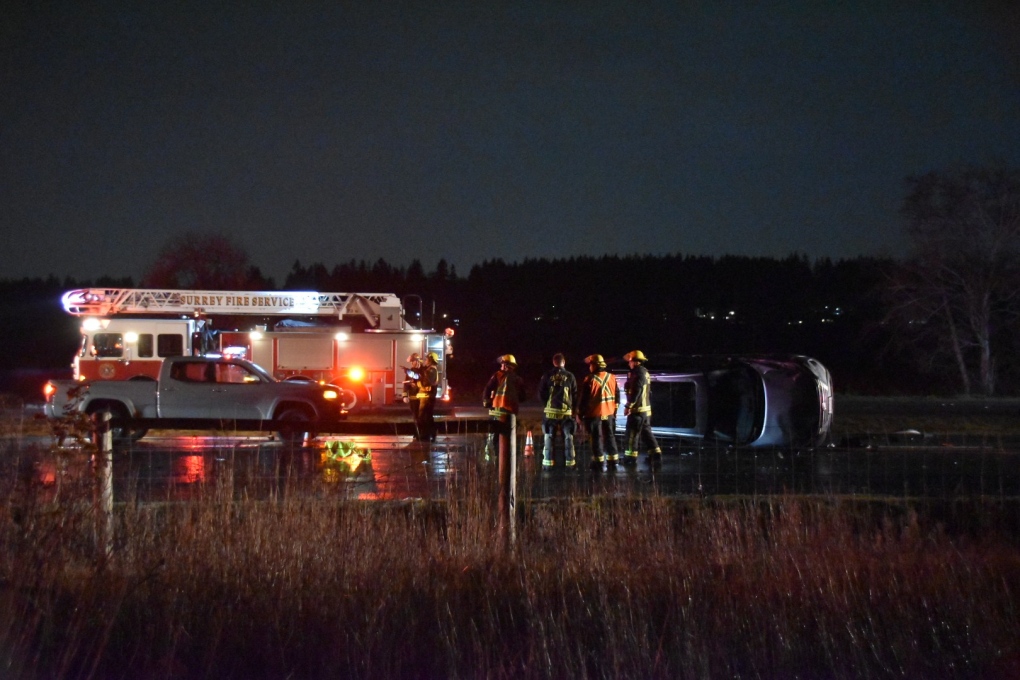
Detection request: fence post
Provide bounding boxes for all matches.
[497,413,517,550]
[93,412,114,560]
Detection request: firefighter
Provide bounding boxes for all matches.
[578,354,620,471]
[404,353,423,428]
[414,351,440,442]
[538,353,578,468]
[482,354,526,457]
[622,350,662,466]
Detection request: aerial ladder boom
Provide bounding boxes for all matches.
[60,288,406,329]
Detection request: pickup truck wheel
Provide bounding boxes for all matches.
[86,404,145,443]
[277,408,313,445]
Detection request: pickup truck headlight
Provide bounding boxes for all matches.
[322,389,339,401]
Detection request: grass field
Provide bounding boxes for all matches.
[2,398,1020,678]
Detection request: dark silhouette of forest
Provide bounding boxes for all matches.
[285,254,903,397]
[0,254,947,401]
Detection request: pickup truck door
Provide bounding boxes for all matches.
[159,361,270,419]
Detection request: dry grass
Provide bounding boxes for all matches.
[2,401,1020,678]
[1,439,1019,679]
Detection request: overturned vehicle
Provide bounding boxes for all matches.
[615,354,833,448]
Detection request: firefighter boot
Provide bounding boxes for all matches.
[542,432,555,468]
[648,448,662,469]
[623,432,638,466]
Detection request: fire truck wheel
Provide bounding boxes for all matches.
[339,388,359,411]
[277,408,313,445]
[335,382,369,412]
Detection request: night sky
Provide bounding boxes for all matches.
[3,2,1018,284]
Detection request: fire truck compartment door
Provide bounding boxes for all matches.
[277,337,334,370]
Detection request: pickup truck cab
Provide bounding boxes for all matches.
[44,355,346,443]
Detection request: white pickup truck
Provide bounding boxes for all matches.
[44,355,346,443]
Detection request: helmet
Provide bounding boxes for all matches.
[407,353,421,363]
[624,350,648,363]
[497,354,517,366]
[426,351,440,363]
[585,354,606,368]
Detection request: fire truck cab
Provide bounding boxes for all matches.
[60,288,453,411]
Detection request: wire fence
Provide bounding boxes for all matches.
[5,408,1020,503]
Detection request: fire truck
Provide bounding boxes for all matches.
[59,288,453,411]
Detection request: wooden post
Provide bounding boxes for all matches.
[497,413,518,550]
[93,412,114,560]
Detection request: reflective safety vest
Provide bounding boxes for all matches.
[626,365,652,414]
[489,369,523,415]
[583,371,617,418]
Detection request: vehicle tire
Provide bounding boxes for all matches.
[339,387,359,411]
[276,407,313,445]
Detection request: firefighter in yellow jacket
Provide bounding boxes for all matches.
[403,353,423,427]
[414,352,441,442]
[578,354,620,471]
[482,354,526,456]
[622,350,662,465]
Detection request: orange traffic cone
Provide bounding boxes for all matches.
[524,430,535,457]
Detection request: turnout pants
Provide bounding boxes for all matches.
[624,412,660,459]
[585,416,619,464]
[542,416,576,467]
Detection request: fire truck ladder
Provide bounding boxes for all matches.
[60,288,404,328]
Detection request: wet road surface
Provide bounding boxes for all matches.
[7,426,1020,503]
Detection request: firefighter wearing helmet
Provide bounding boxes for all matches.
[578,353,620,471]
[403,353,423,424]
[622,350,662,466]
[413,351,441,441]
[482,354,526,457]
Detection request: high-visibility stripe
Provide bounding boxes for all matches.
[630,381,651,413]
[544,384,572,417]
[627,367,652,413]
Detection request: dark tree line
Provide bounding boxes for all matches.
[282,253,897,396]
[5,164,1018,400]
[0,254,905,401]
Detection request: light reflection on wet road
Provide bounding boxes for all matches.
[9,431,1020,503]
[110,434,474,502]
